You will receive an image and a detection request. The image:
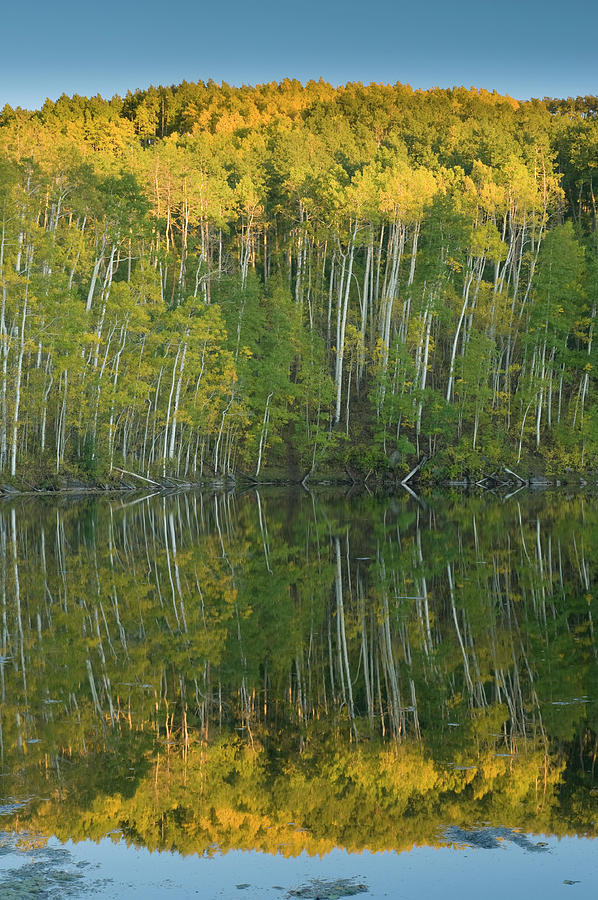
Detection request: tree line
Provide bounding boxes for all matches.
[1,81,597,482]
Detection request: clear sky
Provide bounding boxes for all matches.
[1,0,596,108]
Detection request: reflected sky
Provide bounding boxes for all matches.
[1,832,597,899]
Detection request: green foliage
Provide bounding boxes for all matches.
[0,81,596,480]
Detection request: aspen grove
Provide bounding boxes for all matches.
[0,81,597,483]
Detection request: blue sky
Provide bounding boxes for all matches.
[1,0,596,108]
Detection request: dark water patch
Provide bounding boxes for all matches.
[287,878,368,899]
[444,826,551,852]
[0,834,110,899]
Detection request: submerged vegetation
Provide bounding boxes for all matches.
[1,490,598,853]
[0,82,597,482]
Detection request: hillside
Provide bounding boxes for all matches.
[0,80,597,484]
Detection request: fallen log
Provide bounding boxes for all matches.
[503,465,526,483]
[401,455,428,486]
[113,467,161,487]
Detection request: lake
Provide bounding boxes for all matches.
[0,487,597,898]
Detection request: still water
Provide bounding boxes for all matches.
[0,488,597,897]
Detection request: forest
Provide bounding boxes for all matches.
[0,80,597,484]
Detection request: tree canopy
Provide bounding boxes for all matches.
[0,80,597,482]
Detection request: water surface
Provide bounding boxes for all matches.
[0,488,597,896]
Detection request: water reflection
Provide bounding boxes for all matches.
[0,488,597,855]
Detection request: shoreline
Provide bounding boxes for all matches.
[0,470,595,498]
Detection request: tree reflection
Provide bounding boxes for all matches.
[0,488,597,853]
